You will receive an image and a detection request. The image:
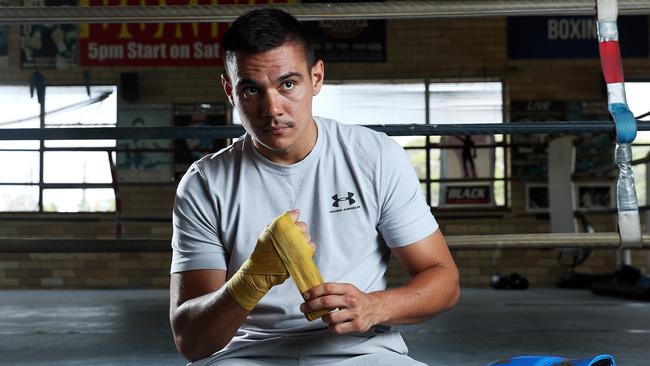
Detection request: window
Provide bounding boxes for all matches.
[0,85,117,212]
[313,81,504,207]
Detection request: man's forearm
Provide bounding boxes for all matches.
[371,263,460,325]
[172,286,248,362]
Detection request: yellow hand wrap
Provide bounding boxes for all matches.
[226,212,329,321]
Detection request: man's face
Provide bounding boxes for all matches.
[221,42,324,164]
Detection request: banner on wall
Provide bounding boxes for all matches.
[439,135,495,207]
[78,0,295,67]
[508,15,648,59]
[20,0,77,69]
[116,104,173,182]
[444,185,492,206]
[78,0,385,66]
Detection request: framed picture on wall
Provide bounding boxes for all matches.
[576,183,614,210]
[116,103,173,182]
[526,183,549,213]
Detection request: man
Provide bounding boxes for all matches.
[170,8,459,366]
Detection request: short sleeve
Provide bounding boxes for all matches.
[377,136,439,247]
[170,162,228,273]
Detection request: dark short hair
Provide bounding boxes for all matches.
[222,8,315,71]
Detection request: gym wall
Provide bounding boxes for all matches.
[0,16,648,289]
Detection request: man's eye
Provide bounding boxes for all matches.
[242,87,258,96]
[281,81,295,90]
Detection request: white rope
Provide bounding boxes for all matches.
[0,232,648,252]
[447,232,650,249]
[1,1,650,24]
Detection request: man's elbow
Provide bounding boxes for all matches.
[174,334,226,362]
[441,265,461,313]
[446,279,461,311]
[171,312,225,362]
[174,334,199,361]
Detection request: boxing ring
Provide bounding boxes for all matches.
[1,0,649,251]
[2,2,650,366]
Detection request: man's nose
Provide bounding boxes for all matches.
[261,90,283,118]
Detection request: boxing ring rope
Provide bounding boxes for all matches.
[1,0,650,24]
[2,121,650,140]
[1,122,648,250]
[0,233,649,252]
[447,233,650,250]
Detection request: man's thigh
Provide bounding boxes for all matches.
[212,354,425,366]
[301,353,427,366]
[205,330,425,366]
[209,357,297,366]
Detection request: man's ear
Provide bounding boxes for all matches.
[221,73,235,106]
[310,60,325,96]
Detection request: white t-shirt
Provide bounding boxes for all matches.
[171,116,438,353]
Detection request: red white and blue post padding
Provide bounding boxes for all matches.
[596,0,641,247]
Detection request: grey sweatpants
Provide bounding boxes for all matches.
[192,330,427,366]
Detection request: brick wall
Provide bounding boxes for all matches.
[1,15,649,289]
[0,253,170,288]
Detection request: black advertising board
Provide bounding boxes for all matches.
[302,0,385,62]
[508,15,648,59]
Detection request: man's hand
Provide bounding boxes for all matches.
[228,209,316,311]
[291,209,317,253]
[299,230,460,333]
[170,209,320,361]
[299,283,383,334]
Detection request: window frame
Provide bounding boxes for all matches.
[0,84,118,213]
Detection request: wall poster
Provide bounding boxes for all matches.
[510,100,566,180]
[439,135,495,207]
[20,0,77,69]
[116,104,173,182]
[568,101,615,179]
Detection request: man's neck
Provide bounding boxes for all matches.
[255,119,318,165]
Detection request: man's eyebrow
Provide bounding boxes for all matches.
[277,72,304,82]
[236,73,303,86]
[237,78,257,86]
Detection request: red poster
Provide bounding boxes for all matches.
[79,0,295,67]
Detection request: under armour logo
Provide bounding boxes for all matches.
[332,192,355,207]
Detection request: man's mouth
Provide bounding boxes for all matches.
[264,126,286,135]
[262,122,293,135]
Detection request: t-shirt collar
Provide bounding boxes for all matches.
[247,117,323,175]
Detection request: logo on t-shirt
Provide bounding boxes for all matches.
[329,192,361,213]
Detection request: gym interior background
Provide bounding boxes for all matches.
[1,1,649,365]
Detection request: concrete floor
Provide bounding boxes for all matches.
[1,289,648,366]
